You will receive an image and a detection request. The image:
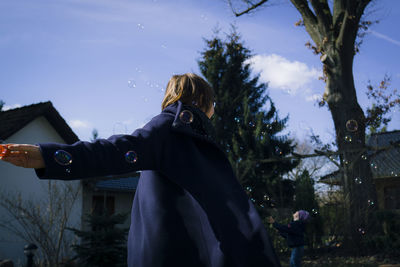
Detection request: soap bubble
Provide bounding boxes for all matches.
[368,199,375,206]
[311,208,318,215]
[125,151,138,164]
[128,80,136,88]
[344,135,352,142]
[354,177,362,184]
[346,119,358,132]
[358,228,366,235]
[249,121,255,128]
[246,186,252,193]
[179,110,194,124]
[54,150,72,166]
[361,154,368,160]
[275,146,283,156]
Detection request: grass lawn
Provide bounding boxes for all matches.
[279,256,384,267]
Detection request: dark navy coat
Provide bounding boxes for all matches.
[272,221,305,248]
[36,101,281,267]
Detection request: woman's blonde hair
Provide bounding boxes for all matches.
[161,73,214,113]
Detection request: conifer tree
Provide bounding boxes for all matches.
[294,170,323,248]
[198,28,297,215]
[68,212,129,267]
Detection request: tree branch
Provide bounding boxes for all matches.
[228,0,269,17]
[333,0,345,35]
[290,0,321,45]
[309,0,333,36]
[335,0,371,54]
[356,0,373,19]
[259,141,399,163]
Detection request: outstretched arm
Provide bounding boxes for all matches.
[272,222,302,236]
[0,114,170,180]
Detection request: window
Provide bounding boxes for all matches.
[384,186,400,210]
[92,195,115,216]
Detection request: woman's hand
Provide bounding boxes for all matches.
[0,144,45,169]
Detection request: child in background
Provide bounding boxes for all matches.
[1,73,281,267]
[267,210,310,267]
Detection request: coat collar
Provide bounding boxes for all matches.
[163,101,217,145]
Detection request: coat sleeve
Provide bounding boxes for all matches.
[35,115,170,180]
[272,222,302,236]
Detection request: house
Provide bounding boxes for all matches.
[81,173,139,230]
[0,102,138,264]
[319,130,400,210]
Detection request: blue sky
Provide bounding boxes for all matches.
[1,0,399,144]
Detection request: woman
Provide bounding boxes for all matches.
[1,73,281,267]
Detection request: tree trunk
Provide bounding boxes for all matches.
[325,51,377,247]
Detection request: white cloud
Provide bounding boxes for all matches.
[2,104,22,111]
[246,54,321,94]
[305,93,322,102]
[69,120,91,129]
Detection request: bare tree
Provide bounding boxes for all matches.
[228,0,378,246]
[286,136,337,192]
[0,181,81,267]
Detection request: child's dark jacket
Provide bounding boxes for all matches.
[35,101,281,267]
[273,221,306,248]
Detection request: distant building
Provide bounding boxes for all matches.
[81,173,139,231]
[0,102,138,264]
[320,130,400,210]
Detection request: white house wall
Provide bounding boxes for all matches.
[0,116,82,264]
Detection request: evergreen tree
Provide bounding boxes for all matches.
[294,170,317,211]
[294,169,323,249]
[198,27,297,216]
[68,212,129,267]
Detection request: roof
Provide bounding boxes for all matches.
[95,177,140,192]
[368,130,400,179]
[82,171,141,192]
[320,130,400,184]
[0,101,79,144]
[367,130,400,147]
